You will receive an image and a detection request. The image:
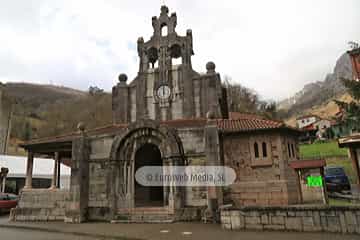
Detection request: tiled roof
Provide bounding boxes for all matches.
[289,159,326,169]
[20,120,207,147]
[20,118,299,148]
[216,118,290,133]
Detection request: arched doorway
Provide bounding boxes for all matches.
[134,143,164,207]
[108,122,185,220]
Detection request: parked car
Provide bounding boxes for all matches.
[0,193,18,214]
[324,166,351,192]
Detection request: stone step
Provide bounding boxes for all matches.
[113,213,175,223]
[117,207,173,215]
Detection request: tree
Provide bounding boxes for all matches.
[88,86,104,96]
[223,75,260,113]
[222,75,279,119]
[23,121,32,141]
[334,77,360,133]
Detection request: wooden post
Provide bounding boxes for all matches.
[297,170,303,204]
[320,167,329,204]
[349,149,360,184]
[349,148,360,195]
[24,151,34,189]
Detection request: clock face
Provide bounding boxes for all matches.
[157,85,171,100]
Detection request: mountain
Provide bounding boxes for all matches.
[278,52,353,122]
[3,83,112,155]
[5,82,87,116]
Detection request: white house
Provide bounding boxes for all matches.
[296,115,321,129]
[0,154,70,192]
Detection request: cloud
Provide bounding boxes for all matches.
[0,0,359,100]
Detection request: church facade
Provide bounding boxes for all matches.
[12,6,301,223]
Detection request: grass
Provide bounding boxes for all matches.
[329,198,358,206]
[300,140,356,183]
[299,140,348,159]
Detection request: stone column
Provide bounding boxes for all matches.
[204,116,223,222]
[112,74,129,124]
[24,151,34,189]
[50,152,59,189]
[0,167,9,193]
[65,123,90,223]
[56,155,61,188]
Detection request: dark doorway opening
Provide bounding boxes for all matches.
[134,143,164,207]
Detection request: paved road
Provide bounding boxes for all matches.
[0,228,101,240]
[0,215,359,240]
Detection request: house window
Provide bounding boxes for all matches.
[291,144,295,158]
[254,142,259,158]
[288,143,291,157]
[262,142,267,157]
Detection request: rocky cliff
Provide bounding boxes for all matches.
[278,53,353,117]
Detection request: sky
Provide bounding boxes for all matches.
[0,0,359,101]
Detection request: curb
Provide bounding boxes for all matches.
[0,224,140,240]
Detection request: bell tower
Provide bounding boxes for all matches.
[137,5,194,74]
[112,6,228,124]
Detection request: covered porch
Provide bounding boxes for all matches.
[338,133,360,197]
[20,137,74,191]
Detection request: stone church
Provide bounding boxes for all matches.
[12,6,301,223]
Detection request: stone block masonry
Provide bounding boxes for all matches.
[10,189,69,221]
[221,205,360,234]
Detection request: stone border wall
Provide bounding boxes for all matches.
[10,189,69,221]
[221,205,360,234]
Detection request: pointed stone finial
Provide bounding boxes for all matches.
[161,5,169,15]
[206,110,216,120]
[206,62,216,74]
[118,73,128,83]
[77,122,86,132]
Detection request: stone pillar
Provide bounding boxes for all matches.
[204,116,223,222]
[169,157,183,211]
[0,167,8,193]
[65,123,90,223]
[50,152,59,189]
[1,175,5,192]
[112,74,130,124]
[24,151,34,189]
[56,156,61,188]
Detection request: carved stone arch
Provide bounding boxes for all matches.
[107,120,185,219]
[109,120,184,163]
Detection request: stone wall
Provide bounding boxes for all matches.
[178,127,204,155]
[88,136,112,220]
[10,189,69,221]
[222,132,301,206]
[221,206,360,234]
